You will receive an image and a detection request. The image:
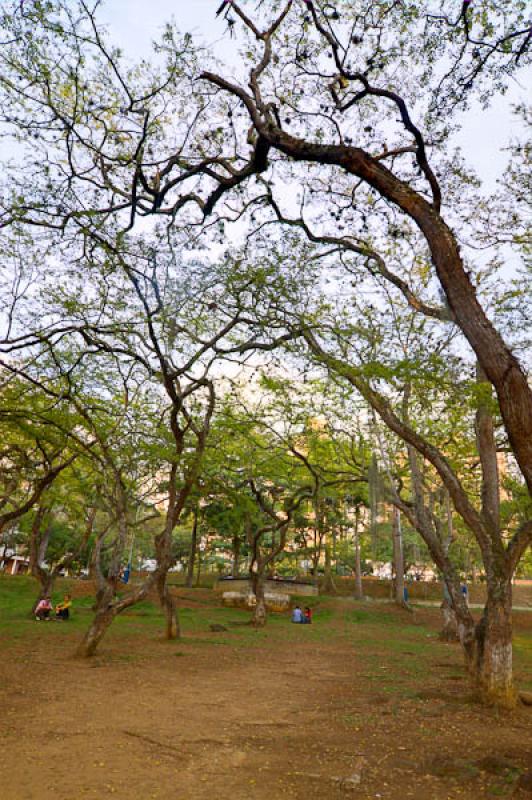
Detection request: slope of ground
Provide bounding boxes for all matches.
[0,577,531,800]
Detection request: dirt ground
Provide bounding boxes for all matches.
[1,594,531,800]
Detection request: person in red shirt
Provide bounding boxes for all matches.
[303,607,312,624]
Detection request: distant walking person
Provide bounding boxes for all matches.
[291,605,304,623]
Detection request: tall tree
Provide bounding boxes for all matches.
[299,316,530,707]
[2,2,530,495]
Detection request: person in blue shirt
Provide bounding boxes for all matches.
[291,605,304,623]
[461,582,469,606]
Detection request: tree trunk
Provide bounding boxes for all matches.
[439,597,459,641]
[153,487,181,640]
[251,571,267,628]
[83,503,128,651]
[185,507,199,588]
[473,579,515,708]
[157,572,180,640]
[353,508,364,601]
[76,606,117,657]
[322,543,337,594]
[195,547,202,587]
[163,591,180,639]
[392,507,407,607]
[231,533,241,578]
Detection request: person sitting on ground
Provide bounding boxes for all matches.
[55,593,72,620]
[291,605,304,624]
[35,597,52,621]
[303,606,312,624]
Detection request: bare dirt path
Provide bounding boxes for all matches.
[1,599,531,800]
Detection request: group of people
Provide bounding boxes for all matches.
[34,594,72,621]
[291,605,312,624]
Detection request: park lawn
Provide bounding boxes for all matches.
[0,574,531,800]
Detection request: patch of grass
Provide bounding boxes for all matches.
[514,633,532,690]
[0,575,37,616]
[289,594,321,609]
[512,635,532,655]
[346,607,394,626]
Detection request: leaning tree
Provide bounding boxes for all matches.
[0,1,530,695]
[290,256,531,707]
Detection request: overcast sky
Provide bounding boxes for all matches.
[98,0,530,192]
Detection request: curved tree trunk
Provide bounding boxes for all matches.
[79,500,130,655]
[76,606,117,657]
[77,573,156,657]
[235,119,532,493]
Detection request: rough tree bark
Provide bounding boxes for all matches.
[474,575,515,707]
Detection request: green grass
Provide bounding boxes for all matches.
[0,575,93,643]
[1,574,531,694]
[513,634,532,690]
